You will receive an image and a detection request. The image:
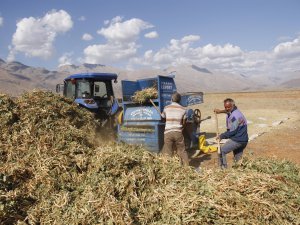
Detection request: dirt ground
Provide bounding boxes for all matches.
[188,89,300,169]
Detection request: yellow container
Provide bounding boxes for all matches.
[199,135,206,150]
[199,134,217,154]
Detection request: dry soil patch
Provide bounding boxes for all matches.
[190,90,300,168]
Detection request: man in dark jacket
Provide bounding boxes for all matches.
[214,98,248,168]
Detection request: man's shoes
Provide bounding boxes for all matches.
[191,150,201,158]
[194,167,201,173]
[220,165,227,170]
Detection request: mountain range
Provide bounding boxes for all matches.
[0,58,299,97]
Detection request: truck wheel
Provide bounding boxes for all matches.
[193,109,201,123]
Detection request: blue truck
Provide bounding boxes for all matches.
[56,72,120,127]
[118,75,205,153]
[57,73,206,153]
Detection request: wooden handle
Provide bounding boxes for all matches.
[214,112,221,155]
[149,99,161,115]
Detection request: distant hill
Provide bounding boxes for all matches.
[162,65,258,93]
[280,78,300,89]
[57,63,119,74]
[0,58,299,97]
[276,70,300,89]
[191,65,212,74]
[0,60,62,96]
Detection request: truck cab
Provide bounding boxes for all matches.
[56,72,120,125]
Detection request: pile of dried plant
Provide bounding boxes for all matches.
[0,90,100,224]
[0,94,18,157]
[132,87,158,104]
[1,91,299,224]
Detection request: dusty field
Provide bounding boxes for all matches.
[189,89,300,168]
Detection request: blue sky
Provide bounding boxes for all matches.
[0,0,300,76]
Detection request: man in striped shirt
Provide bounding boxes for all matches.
[161,92,189,166]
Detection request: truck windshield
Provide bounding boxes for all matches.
[64,79,112,100]
[77,80,92,99]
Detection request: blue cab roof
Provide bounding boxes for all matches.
[65,72,118,80]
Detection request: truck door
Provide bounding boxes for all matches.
[65,80,76,99]
[94,81,107,98]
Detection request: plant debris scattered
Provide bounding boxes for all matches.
[0,90,299,224]
[132,87,158,104]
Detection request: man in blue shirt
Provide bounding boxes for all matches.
[214,98,248,168]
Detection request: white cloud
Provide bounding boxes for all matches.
[153,51,174,64]
[128,33,300,76]
[84,17,300,76]
[7,45,15,62]
[129,32,300,76]
[0,17,3,27]
[84,17,153,64]
[168,35,200,53]
[104,16,123,26]
[43,10,73,32]
[144,50,153,59]
[273,37,300,58]
[78,16,86,21]
[129,35,244,71]
[97,16,153,43]
[8,10,73,60]
[144,31,158,39]
[82,33,93,41]
[58,52,74,66]
[130,30,300,76]
[84,42,138,64]
[269,36,300,73]
[201,43,242,59]
[181,35,200,43]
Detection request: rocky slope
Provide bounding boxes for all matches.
[0,58,299,97]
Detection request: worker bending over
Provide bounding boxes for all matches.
[214,98,248,168]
